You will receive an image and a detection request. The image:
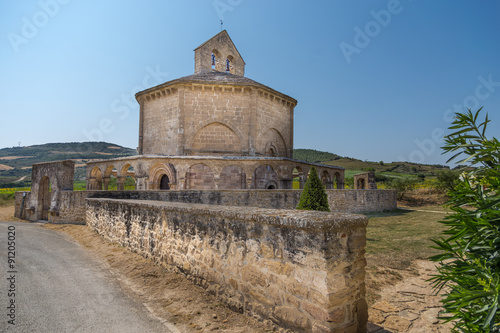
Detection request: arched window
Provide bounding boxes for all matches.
[268,146,277,157]
[226,55,235,73]
[211,53,216,69]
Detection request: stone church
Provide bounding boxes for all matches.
[86,31,345,191]
[15,31,398,333]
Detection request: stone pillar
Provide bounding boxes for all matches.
[88,178,97,190]
[135,177,148,190]
[246,177,253,189]
[117,177,126,191]
[178,176,186,190]
[214,176,220,190]
[103,177,110,191]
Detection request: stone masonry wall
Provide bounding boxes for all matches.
[15,189,397,224]
[141,89,180,155]
[183,85,254,155]
[15,191,32,221]
[86,198,368,332]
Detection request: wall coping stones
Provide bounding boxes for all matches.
[87,198,368,232]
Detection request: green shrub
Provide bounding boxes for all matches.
[0,192,16,206]
[296,167,330,212]
[430,108,500,332]
[375,173,389,182]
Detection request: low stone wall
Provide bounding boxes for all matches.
[327,190,397,214]
[15,191,91,224]
[87,198,368,332]
[15,189,397,224]
[54,191,94,223]
[15,191,32,220]
[89,189,396,213]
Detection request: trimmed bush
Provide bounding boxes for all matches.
[296,167,330,212]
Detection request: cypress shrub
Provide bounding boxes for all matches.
[296,166,330,212]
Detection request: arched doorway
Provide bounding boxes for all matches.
[160,174,170,190]
[39,176,50,220]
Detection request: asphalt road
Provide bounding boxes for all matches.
[0,221,175,333]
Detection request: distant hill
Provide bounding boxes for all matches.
[0,142,136,187]
[293,149,341,163]
[0,143,460,188]
[293,148,454,176]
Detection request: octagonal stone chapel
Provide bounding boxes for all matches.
[86,31,344,191]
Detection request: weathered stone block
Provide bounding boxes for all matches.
[274,306,310,329]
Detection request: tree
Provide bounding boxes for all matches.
[436,170,460,191]
[296,166,330,212]
[430,108,500,332]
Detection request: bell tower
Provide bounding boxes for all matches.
[194,30,245,76]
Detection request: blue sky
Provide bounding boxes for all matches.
[1,1,499,166]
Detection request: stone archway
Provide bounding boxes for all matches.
[190,122,243,156]
[148,163,176,190]
[259,128,287,157]
[266,182,277,189]
[219,165,246,189]
[321,170,334,190]
[90,167,103,190]
[185,163,215,190]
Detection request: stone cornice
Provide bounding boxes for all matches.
[135,78,297,107]
[85,155,344,170]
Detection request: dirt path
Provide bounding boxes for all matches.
[14,175,27,182]
[368,260,453,333]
